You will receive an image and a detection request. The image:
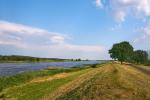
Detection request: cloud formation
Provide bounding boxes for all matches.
[0,20,106,59]
[95,0,103,8]
[0,20,68,44]
[138,28,150,43]
[95,0,150,51]
[143,26,150,36]
[97,0,150,22]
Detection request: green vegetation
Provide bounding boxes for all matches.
[0,63,150,100]
[132,50,148,64]
[109,41,149,65]
[0,55,74,63]
[109,41,134,64]
[0,68,65,91]
[0,66,90,92]
[145,60,150,66]
[0,64,98,100]
[3,69,90,100]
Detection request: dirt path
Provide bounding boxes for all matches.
[127,64,150,75]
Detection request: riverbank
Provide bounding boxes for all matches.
[0,61,102,76]
[0,64,94,91]
[0,62,150,100]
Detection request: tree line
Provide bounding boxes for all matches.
[0,55,68,62]
[109,41,150,65]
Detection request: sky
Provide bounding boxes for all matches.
[0,0,150,60]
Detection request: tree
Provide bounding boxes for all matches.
[76,58,81,61]
[109,41,133,64]
[132,50,148,64]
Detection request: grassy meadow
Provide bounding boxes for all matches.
[0,63,150,100]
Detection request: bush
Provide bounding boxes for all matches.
[0,87,3,92]
[0,94,5,99]
[90,64,98,68]
[145,60,150,66]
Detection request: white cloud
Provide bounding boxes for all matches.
[96,0,150,49]
[97,0,150,22]
[50,35,65,44]
[95,0,103,8]
[28,43,107,59]
[133,21,150,50]
[0,21,48,36]
[0,20,107,59]
[0,20,68,46]
[143,27,150,36]
[113,10,126,22]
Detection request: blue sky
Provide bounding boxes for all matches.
[0,0,150,60]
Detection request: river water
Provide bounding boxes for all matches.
[0,61,103,76]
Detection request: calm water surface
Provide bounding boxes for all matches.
[0,61,103,76]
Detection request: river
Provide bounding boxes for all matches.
[0,60,104,76]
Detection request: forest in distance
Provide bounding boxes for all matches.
[0,55,83,63]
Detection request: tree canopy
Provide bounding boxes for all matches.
[109,41,133,64]
[132,50,148,64]
[109,41,149,65]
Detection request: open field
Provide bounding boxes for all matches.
[0,63,150,100]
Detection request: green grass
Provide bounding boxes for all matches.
[0,65,91,92]
[2,68,92,100]
[0,68,64,91]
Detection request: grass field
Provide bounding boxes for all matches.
[0,63,150,100]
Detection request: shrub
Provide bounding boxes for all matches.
[90,64,97,68]
[145,60,150,66]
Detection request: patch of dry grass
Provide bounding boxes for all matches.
[30,73,68,83]
[42,64,107,100]
[56,63,150,100]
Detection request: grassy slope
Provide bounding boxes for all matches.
[0,63,150,100]
[56,63,150,100]
[0,65,96,100]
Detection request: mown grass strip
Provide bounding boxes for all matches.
[56,63,150,100]
[1,68,93,100]
[43,64,105,100]
[0,65,91,92]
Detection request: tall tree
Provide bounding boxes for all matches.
[109,41,133,64]
[132,50,148,64]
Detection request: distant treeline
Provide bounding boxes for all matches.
[0,55,70,62]
[0,55,85,63]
